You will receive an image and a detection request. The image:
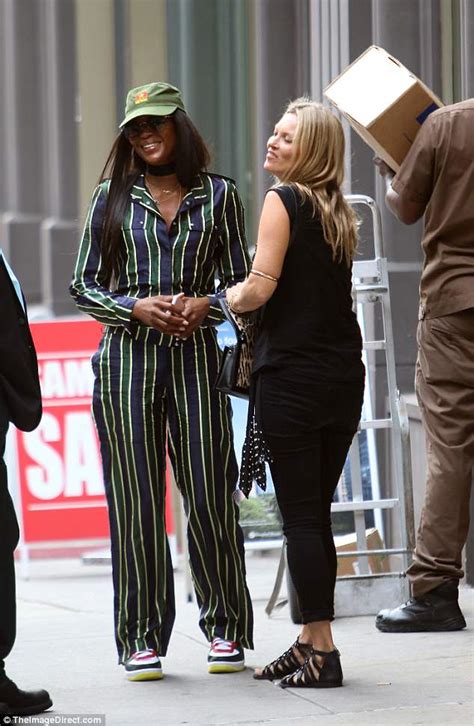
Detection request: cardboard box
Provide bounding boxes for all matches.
[335,527,389,576]
[324,45,443,172]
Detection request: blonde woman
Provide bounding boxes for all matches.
[226,99,365,688]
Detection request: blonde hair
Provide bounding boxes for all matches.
[276,97,358,264]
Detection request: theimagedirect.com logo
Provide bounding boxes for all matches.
[1,716,105,726]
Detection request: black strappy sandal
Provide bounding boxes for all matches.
[279,647,343,689]
[253,637,313,681]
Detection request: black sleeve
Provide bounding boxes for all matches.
[0,260,42,431]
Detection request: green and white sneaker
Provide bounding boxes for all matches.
[124,649,163,681]
[208,638,245,673]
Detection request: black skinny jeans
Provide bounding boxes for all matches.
[256,370,364,623]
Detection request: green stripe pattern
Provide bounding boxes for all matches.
[72,171,253,662]
[92,327,253,661]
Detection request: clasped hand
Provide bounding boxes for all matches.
[131,293,210,338]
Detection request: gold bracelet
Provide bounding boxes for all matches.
[250,268,279,282]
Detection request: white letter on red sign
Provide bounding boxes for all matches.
[23,412,64,500]
[64,412,104,496]
[41,361,66,399]
[64,360,95,397]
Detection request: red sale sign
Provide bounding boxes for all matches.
[14,318,175,549]
[15,319,108,543]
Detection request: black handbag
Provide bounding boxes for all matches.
[215,297,259,399]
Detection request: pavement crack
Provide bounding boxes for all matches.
[172,629,209,648]
[325,700,470,717]
[17,597,89,613]
[281,689,335,714]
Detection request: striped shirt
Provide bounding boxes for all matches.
[70,172,251,346]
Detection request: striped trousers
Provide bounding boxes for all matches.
[92,326,253,663]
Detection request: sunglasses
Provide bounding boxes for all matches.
[122,116,171,139]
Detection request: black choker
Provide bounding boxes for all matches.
[146,162,176,176]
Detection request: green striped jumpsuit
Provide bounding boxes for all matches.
[70,172,254,662]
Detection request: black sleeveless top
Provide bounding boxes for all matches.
[253,185,364,383]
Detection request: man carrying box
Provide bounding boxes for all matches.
[375,99,474,632]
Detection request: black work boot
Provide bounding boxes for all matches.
[0,677,52,716]
[375,581,466,633]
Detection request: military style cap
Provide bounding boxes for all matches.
[119,82,186,127]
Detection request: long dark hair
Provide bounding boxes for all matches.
[98,108,211,286]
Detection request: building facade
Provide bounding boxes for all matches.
[1,0,473,371]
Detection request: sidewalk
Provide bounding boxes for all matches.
[10,552,474,726]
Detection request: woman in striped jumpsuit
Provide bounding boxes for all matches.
[70,82,253,680]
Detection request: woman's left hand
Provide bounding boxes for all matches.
[179,297,211,338]
[226,282,244,312]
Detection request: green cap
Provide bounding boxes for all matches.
[119,82,186,128]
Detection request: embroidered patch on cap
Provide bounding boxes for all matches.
[134,91,149,104]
